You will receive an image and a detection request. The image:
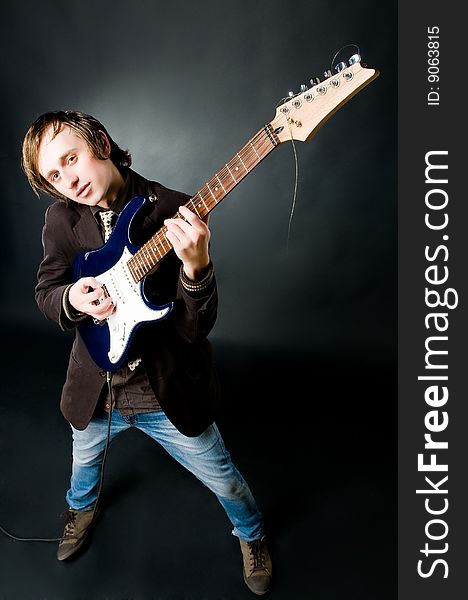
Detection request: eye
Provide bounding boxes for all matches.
[51,172,60,182]
[67,154,76,164]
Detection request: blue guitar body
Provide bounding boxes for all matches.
[72,196,173,372]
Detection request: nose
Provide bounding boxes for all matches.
[63,170,78,190]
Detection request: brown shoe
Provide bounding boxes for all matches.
[239,535,272,596]
[57,507,97,561]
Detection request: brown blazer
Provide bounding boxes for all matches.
[35,170,220,436]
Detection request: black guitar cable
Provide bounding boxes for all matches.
[0,371,114,544]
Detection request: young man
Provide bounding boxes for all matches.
[21,111,272,596]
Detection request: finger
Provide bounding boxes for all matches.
[78,284,104,299]
[164,228,183,253]
[90,297,114,317]
[178,206,208,232]
[164,222,180,239]
[166,217,204,244]
[69,284,102,312]
[165,220,192,243]
[79,277,103,291]
[85,289,103,304]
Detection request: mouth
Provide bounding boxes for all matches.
[77,182,91,198]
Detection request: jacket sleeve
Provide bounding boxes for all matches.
[35,204,82,331]
[173,270,218,342]
[144,182,219,344]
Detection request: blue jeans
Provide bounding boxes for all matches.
[67,410,264,542]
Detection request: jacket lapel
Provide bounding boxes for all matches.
[72,206,103,250]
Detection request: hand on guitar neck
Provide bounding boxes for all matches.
[164,205,211,281]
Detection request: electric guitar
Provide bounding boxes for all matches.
[72,53,380,372]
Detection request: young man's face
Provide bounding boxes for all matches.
[37,125,121,208]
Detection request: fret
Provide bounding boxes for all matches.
[215,173,227,194]
[206,181,220,204]
[154,242,163,259]
[143,251,152,271]
[236,152,249,173]
[245,146,256,164]
[139,254,148,273]
[148,243,159,261]
[195,191,209,213]
[248,142,260,160]
[219,167,236,193]
[187,199,202,218]
[225,163,237,183]
[134,252,144,273]
[162,229,171,247]
[140,253,148,271]
[145,245,154,264]
[210,179,223,197]
[195,190,210,214]
[133,265,142,280]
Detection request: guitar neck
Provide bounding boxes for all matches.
[128,123,280,282]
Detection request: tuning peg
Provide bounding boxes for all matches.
[310,77,321,86]
[348,53,361,65]
[323,70,332,79]
[300,84,308,92]
[288,90,295,97]
[335,61,347,73]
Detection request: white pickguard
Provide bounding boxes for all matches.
[96,246,171,365]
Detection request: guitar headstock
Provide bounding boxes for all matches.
[270,54,379,144]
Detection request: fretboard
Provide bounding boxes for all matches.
[128,123,279,282]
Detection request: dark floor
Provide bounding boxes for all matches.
[0,326,396,600]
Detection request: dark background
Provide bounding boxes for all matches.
[398,4,467,599]
[0,1,396,598]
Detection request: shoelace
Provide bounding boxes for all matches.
[248,539,266,571]
[61,509,77,537]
